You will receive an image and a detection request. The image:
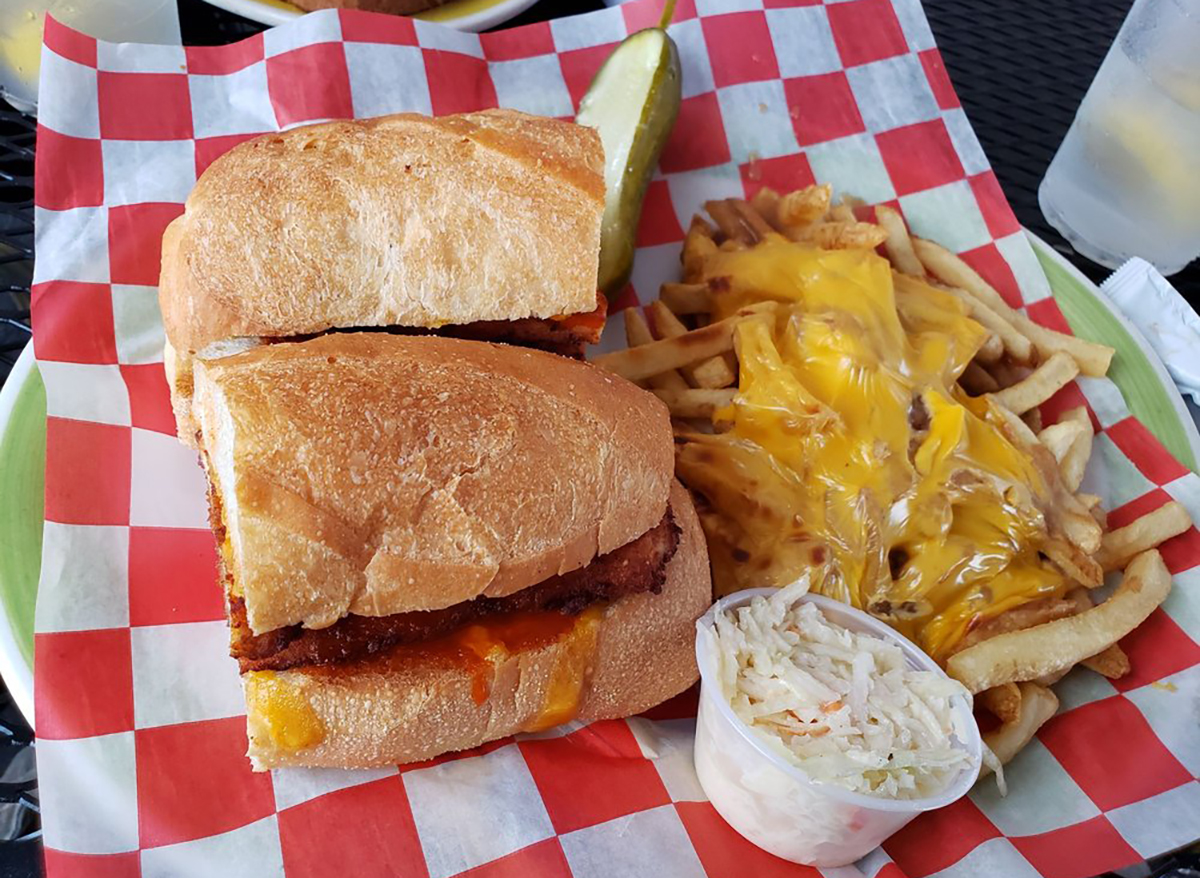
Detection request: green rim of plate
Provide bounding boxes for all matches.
[0,356,44,671]
[1031,239,1199,472]
[2,241,1197,722]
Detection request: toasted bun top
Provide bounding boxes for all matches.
[159,109,604,355]
[193,333,673,635]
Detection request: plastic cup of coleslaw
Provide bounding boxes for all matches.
[693,588,982,868]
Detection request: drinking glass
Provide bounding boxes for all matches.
[1,0,181,113]
[1038,0,1200,276]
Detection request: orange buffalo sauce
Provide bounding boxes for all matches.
[250,606,607,752]
[449,605,606,730]
[523,606,605,731]
[553,292,609,337]
[677,240,1067,660]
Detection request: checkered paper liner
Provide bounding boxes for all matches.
[28,1,1200,876]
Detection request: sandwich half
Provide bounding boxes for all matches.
[162,108,606,444]
[192,332,711,769]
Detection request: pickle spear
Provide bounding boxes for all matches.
[577,27,682,297]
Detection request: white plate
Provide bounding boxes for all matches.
[200,0,541,31]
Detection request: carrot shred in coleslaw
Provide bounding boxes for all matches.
[709,579,979,799]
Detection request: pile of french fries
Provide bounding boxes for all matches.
[594,184,1193,771]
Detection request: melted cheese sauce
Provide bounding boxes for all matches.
[248,606,606,752]
[677,240,1066,659]
[246,672,326,751]
[451,605,605,729]
[524,606,605,731]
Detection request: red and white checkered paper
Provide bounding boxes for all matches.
[29,1,1200,875]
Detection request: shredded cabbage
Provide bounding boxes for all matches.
[712,581,975,799]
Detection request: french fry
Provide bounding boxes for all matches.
[733,199,780,242]
[1038,419,1089,463]
[992,407,1098,569]
[976,333,1004,364]
[960,361,1001,395]
[983,683,1059,766]
[706,199,747,242]
[652,301,737,389]
[594,304,775,383]
[962,299,1033,364]
[1023,407,1043,433]
[623,305,654,348]
[876,204,924,276]
[1081,643,1131,679]
[1059,406,1093,493]
[1064,586,1093,614]
[979,682,1023,724]
[683,216,718,282]
[947,550,1172,693]
[985,358,1028,389]
[624,308,688,391]
[707,199,776,244]
[787,220,888,250]
[775,184,831,229]
[990,351,1080,415]
[1053,590,1129,680]
[652,388,736,419]
[689,356,737,388]
[895,273,1034,363]
[829,203,856,224]
[990,397,1040,447]
[912,237,1114,377]
[749,187,780,227]
[660,282,711,316]
[1097,500,1192,572]
[952,596,1079,654]
[1061,499,1104,554]
[1033,668,1072,687]
[1043,536,1103,586]
[1015,312,1114,377]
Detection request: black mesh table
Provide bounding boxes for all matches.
[925,0,1199,302]
[1,0,1198,874]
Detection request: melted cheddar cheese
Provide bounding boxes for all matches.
[246,671,327,751]
[677,240,1066,659]
[246,606,607,753]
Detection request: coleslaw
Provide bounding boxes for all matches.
[709,579,976,799]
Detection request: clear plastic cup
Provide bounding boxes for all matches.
[693,589,982,868]
[1038,0,1200,275]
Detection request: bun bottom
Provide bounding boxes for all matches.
[244,481,712,770]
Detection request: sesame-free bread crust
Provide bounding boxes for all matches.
[245,481,711,770]
[160,109,604,440]
[192,332,674,635]
[160,109,603,352]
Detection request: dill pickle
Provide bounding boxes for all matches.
[577,27,682,296]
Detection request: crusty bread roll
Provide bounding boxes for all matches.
[160,109,604,441]
[245,481,710,770]
[193,333,673,636]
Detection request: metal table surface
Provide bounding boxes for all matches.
[0,0,1197,874]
